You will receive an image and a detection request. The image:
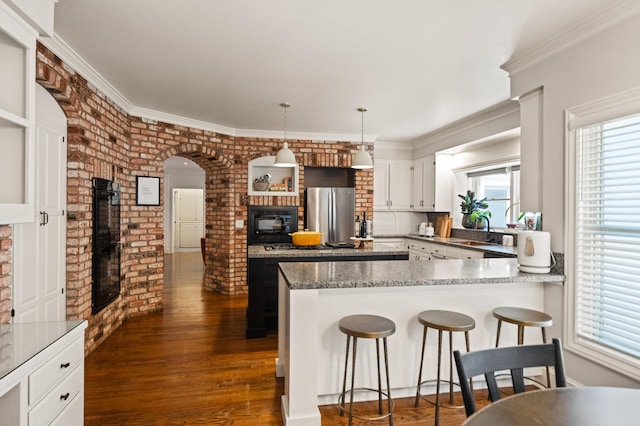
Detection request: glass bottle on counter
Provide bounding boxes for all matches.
[355,215,361,237]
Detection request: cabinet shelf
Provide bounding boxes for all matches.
[248,156,299,196]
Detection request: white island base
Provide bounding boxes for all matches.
[275,259,562,426]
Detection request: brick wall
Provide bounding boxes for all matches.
[0,42,373,353]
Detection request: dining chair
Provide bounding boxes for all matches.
[453,338,566,417]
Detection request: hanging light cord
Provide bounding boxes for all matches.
[358,107,368,144]
[280,102,290,141]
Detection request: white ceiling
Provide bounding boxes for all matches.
[51,0,615,144]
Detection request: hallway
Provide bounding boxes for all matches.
[84,252,481,425]
[84,253,283,425]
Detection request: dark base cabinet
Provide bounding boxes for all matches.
[246,254,409,338]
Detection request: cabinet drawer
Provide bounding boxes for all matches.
[29,337,83,405]
[28,365,83,426]
[49,389,83,426]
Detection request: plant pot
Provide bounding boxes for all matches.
[462,213,474,229]
[474,217,487,229]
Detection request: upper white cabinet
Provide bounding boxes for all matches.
[0,2,37,224]
[373,159,412,210]
[412,153,453,212]
[248,156,298,196]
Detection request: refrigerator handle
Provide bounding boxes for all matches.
[328,191,334,241]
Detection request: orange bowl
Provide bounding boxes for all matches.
[289,230,323,246]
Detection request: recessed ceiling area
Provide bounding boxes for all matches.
[51,0,617,144]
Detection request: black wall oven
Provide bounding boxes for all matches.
[247,205,298,245]
[92,178,121,314]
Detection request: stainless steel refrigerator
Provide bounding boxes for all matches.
[305,187,355,245]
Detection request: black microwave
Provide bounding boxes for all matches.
[247,205,298,245]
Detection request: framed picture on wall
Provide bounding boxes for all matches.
[136,176,160,206]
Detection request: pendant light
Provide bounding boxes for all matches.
[352,107,373,169]
[274,102,297,167]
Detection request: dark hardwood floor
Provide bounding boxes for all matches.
[84,252,493,425]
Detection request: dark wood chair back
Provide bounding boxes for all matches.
[453,338,566,417]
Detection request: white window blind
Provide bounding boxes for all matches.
[575,113,640,359]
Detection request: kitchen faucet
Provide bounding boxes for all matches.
[484,216,494,243]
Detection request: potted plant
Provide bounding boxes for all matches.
[458,190,489,229]
[470,209,491,230]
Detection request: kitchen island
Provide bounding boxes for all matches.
[276,258,564,426]
[246,244,409,338]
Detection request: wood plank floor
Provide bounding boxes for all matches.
[85,252,494,425]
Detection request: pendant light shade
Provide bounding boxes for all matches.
[274,102,297,167]
[352,107,373,169]
[352,144,373,169]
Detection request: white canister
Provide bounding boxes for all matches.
[517,231,551,273]
[425,223,434,237]
[502,235,514,246]
[418,222,427,236]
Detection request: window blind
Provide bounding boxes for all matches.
[576,114,640,359]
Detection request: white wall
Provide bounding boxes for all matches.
[507,11,640,387]
[163,166,205,252]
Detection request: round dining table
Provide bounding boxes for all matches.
[463,386,640,425]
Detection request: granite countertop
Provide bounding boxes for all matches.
[247,244,408,258]
[278,258,565,290]
[388,234,518,257]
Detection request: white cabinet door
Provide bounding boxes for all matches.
[413,155,435,210]
[174,188,204,249]
[413,153,453,212]
[374,160,412,210]
[13,84,66,323]
[373,163,390,209]
[0,6,37,224]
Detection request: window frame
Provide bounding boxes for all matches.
[565,88,640,381]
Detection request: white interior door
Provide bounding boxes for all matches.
[13,85,67,323]
[173,188,204,250]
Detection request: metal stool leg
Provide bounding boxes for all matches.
[465,330,473,395]
[495,319,502,347]
[383,336,394,426]
[447,331,454,405]
[376,338,383,415]
[517,325,524,345]
[415,326,428,407]
[348,337,358,426]
[435,329,443,426]
[340,335,351,416]
[542,327,550,386]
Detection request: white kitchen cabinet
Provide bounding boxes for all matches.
[444,246,485,259]
[0,3,37,224]
[0,321,87,426]
[407,239,432,260]
[248,156,298,196]
[372,238,404,249]
[373,159,412,210]
[412,153,453,212]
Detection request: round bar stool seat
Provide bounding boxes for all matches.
[415,310,475,426]
[493,306,553,387]
[493,307,552,346]
[338,314,396,426]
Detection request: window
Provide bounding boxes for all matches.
[468,166,520,228]
[568,103,640,379]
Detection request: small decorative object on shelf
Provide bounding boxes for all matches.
[254,174,271,191]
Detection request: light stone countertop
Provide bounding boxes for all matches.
[247,244,408,258]
[0,320,86,381]
[278,258,565,290]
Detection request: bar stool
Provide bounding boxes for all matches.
[414,310,475,426]
[493,306,553,385]
[338,314,395,426]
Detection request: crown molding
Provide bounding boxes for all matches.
[39,34,134,112]
[38,33,378,143]
[411,99,520,150]
[235,129,375,143]
[502,0,640,75]
[375,140,413,151]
